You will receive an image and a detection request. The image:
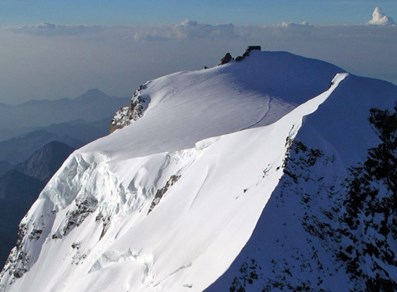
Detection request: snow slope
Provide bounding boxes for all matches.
[83,50,344,158]
[2,50,394,291]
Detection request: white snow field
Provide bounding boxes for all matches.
[1,51,396,291]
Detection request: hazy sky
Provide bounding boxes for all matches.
[0,1,396,104]
[1,0,396,26]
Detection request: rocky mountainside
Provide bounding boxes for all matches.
[0,141,75,269]
[0,171,45,269]
[0,50,396,292]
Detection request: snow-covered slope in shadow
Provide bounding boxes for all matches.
[209,74,397,291]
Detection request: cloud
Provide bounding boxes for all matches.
[280,21,312,28]
[134,20,238,41]
[174,20,237,39]
[13,22,103,36]
[368,7,395,26]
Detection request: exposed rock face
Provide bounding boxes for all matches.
[110,82,151,132]
[147,175,181,215]
[219,53,233,65]
[236,46,262,62]
[61,197,99,237]
[219,46,262,64]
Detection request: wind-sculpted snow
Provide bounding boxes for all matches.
[0,67,348,291]
[42,152,107,208]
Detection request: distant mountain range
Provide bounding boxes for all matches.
[16,141,75,182]
[0,89,129,141]
[0,118,110,164]
[0,162,12,177]
[0,89,128,270]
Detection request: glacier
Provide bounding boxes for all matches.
[1,50,396,291]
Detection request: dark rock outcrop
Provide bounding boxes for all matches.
[110,82,151,132]
[219,53,233,65]
[236,46,262,62]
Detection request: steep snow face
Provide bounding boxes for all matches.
[209,76,397,290]
[0,73,347,292]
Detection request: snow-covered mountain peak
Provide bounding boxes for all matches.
[2,49,396,292]
[0,61,349,291]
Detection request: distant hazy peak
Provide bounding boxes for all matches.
[34,140,75,153]
[75,88,111,101]
[16,140,75,182]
